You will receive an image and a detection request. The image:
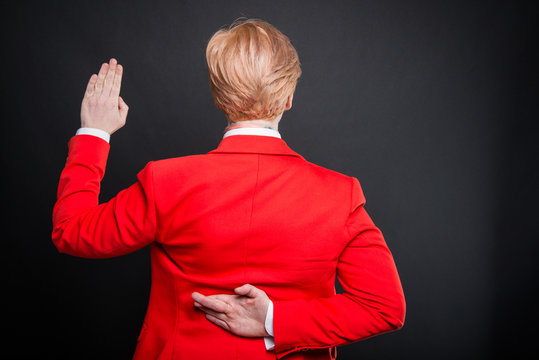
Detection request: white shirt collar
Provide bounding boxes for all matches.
[223,127,281,139]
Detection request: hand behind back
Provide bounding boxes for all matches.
[191,284,270,337]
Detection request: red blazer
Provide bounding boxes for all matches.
[52,133,405,360]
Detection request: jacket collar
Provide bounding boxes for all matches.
[208,130,304,160]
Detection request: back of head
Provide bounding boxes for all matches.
[206,18,301,122]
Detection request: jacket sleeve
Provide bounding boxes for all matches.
[272,177,405,358]
[51,135,157,258]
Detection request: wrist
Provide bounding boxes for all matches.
[264,299,274,337]
[76,127,111,143]
[264,299,275,350]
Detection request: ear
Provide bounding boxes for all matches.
[285,93,294,111]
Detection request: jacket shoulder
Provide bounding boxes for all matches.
[306,159,368,208]
[302,159,356,184]
[146,154,209,173]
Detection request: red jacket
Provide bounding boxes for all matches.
[52,133,405,359]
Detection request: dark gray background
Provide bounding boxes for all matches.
[3,0,537,359]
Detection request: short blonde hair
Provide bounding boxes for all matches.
[206,18,301,122]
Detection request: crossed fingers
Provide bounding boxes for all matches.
[192,292,232,314]
[192,292,235,329]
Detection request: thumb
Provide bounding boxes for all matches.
[234,284,256,297]
[118,96,129,120]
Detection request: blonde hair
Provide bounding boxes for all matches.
[206,18,301,122]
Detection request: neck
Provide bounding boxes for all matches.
[227,114,282,131]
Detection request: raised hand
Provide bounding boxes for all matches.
[80,58,129,134]
[191,284,270,337]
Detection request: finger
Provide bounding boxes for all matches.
[118,96,129,121]
[234,284,257,298]
[207,294,237,304]
[205,313,231,331]
[191,292,229,313]
[85,74,98,97]
[200,295,242,314]
[111,64,123,98]
[95,62,109,96]
[195,304,228,320]
[102,58,117,98]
